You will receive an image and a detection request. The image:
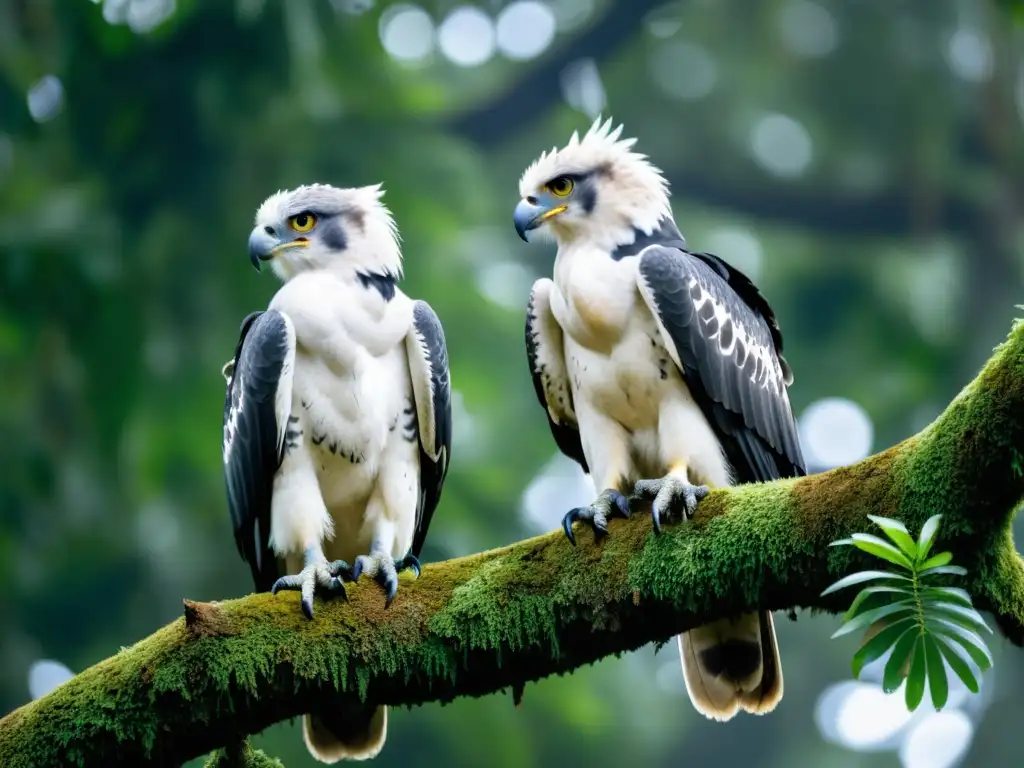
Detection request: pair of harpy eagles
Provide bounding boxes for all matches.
[221,117,806,763]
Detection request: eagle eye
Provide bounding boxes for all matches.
[288,212,317,233]
[547,176,574,197]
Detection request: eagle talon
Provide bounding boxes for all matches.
[270,557,348,620]
[352,551,416,608]
[633,476,709,535]
[560,488,631,546]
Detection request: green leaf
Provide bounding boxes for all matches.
[829,538,854,547]
[868,515,918,559]
[918,564,968,580]
[923,635,949,710]
[821,570,911,597]
[918,551,953,571]
[882,627,919,693]
[904,636,927,711]
[832,599,916,640]
[925,602,992,635]
[917,514,942,562]
[932,635,980,694]
[928,618,994,669]
[851,616,916,678]
[844,585,915,621]
[850,533,915,570]
[920,586,973,608]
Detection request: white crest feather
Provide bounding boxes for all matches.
[518,116,673,240]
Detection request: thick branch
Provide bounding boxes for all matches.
[2,320,1024,767]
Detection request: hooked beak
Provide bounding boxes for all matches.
[513,196,568,242]
[247,227,308,272]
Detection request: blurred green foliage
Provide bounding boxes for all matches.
[1,1,1023,766]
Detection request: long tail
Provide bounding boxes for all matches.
[302,704,387,763]
[679,610,783,721]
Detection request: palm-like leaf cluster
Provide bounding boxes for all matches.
[822,514,993,711]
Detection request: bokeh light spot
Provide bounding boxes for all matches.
[379,4,435,64]
[749,113,813,178]
[799,397,873,470]
[496,1,556,61]
[438,6,496,67]
[27,75,64,123]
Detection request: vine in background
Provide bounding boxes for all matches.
[822,514,993,711]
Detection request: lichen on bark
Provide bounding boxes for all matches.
[1,319,1023,768]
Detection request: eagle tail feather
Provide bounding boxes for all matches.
[680,610,783,721]
[302,705,387,763]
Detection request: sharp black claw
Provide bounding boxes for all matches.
[396,553,422,578]
[610,490,632,519]
[301,597,315,621]
[352,559,364,582]
[561,508,581,546]
[651,500,663,536]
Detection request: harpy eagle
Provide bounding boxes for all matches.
[512,119,805,722]
[221,183,452,762]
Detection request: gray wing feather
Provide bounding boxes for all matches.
[406,301,452,558]
[525,279,588,473]
[636,246,805,483]
[222,309,296,591]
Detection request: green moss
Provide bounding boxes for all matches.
[204,741,285,768]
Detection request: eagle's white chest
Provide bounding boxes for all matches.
[268,272,420,561]
[552,248,729,485]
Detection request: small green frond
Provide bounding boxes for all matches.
[867,516,918,559]
[917,551,953,571]
[851,617,916,678]
[904,637,927,711]
[927,618,994,669]
[916,514,942,562]
[920,586,973,608]
[923,602,993,636]
[850,533,915,570]
[821,570,911,597]
[882,628,918,694]
[831,601,916,640]
[844,586,915,621]
[932,635,979,694]
[918,564,968,579]
[924,636,949,710]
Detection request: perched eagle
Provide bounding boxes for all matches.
[221,183,452,762]
[513,119,805,722]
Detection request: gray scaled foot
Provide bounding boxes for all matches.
[271,549,353,620]
[561,488,632,546]
[351,550,421,608]
[632,476,710,535]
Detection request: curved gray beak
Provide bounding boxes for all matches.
[513,197,567,242]
[247,228,280,272]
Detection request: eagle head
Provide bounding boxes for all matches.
[247,183,402,282]
[513,117,673,251]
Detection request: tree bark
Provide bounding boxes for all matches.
[2,318,1024,768]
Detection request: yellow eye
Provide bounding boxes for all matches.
[547,176,574,197]
[289,212,317,233]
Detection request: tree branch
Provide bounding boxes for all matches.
[2,318,1024,767]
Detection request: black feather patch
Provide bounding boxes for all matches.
[525,287,589,473]
[356,271,397,302]
[638,245,806,484]
[320,217,348,251]
[222,309,294,592]
[409,300,452,558]
[610,216,686,261]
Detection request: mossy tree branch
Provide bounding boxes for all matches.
[3,319,1024,767]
